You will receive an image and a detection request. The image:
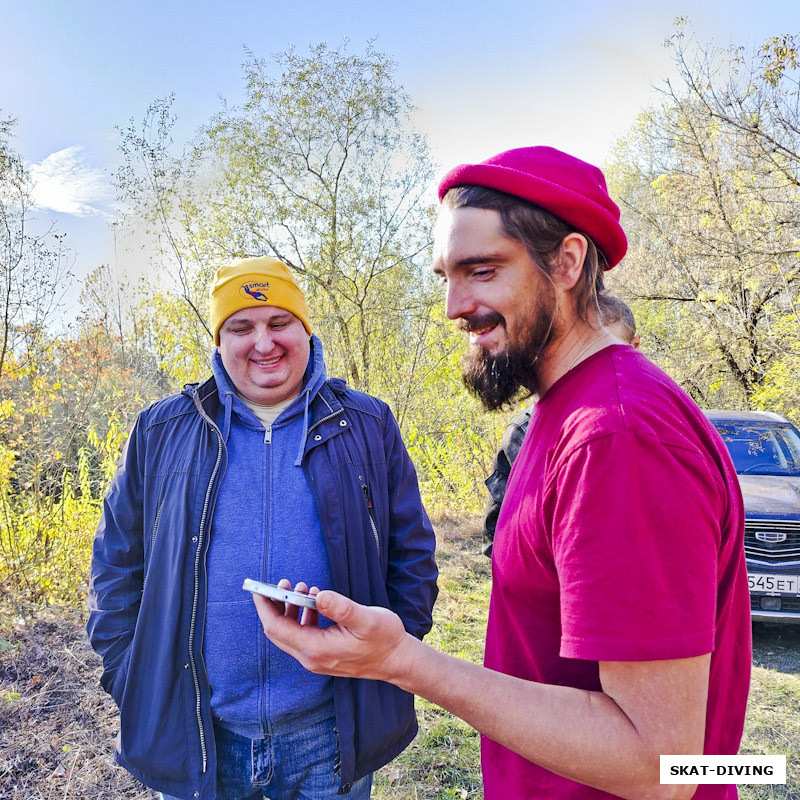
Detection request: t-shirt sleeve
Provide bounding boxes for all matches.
[547,429,722,662]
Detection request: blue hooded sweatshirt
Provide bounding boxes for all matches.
[203,335,334,737]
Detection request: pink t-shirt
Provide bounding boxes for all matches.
[483,345,751,800]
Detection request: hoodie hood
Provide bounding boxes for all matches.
[211,334,329,464]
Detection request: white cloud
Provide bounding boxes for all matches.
[28,146,114,217]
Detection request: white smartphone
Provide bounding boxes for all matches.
[242,578,317,609]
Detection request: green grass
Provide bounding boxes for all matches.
[739,664,800,799]
[373,515,488,800]
[374,514,800,800]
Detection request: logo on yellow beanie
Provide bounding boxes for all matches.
[240,282,270,302]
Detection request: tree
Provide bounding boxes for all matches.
[113,42,507,513]
[606,25,800,415]
[199,42,438,396]
[1,116,71,385]
[117,42,443,394]
[0,117,122,605]
[1,115,75,493]
[78,263,176,401]
[115,96,213,358]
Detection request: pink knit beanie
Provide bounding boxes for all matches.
[437,146,627,269]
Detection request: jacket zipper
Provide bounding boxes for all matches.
[361,483,381,564]
[189,416,224,775]
[307,408,342,437]
[333,725,341,780]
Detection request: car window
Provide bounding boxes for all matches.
[713,423,800,476]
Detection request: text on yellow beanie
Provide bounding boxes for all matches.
[210,257,311,345]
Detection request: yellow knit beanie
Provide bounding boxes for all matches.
[210,257,312,345]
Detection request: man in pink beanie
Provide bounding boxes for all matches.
[254,147,752,800]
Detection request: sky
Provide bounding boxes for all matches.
[1,0,798,315]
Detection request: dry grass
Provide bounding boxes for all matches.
[1,514,798,799]
[0,605,155,799]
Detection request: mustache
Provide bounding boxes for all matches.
[455,312,505,334]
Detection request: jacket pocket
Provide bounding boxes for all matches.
[143,483,167,585]
[106,646,133,709]
[361,483,381,564]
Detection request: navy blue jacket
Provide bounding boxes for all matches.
[87,374,438,798]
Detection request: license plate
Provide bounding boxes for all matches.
[748,572,800,595]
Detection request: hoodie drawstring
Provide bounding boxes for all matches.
[222,391,233,442]
[294,389,311,467]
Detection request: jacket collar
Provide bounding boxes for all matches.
[186,363,350,461]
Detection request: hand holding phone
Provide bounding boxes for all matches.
[242,579,317,610]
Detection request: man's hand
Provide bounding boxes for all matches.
[251,583,416,684]
[252,580,709,800]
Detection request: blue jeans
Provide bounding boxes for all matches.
[160,717,372,800]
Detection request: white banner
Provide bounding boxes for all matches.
[660,755,786,784]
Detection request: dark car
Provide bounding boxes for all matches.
[705,409,800,624]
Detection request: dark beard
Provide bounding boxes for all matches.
[460,303,556,411]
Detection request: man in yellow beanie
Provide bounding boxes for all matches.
[87,256,438,800]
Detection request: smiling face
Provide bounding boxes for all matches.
[432,205,559,408]
[218,305,311,405]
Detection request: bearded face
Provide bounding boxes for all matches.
[431,205,561,411]
[460,281,558,411]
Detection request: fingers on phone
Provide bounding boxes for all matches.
[301,586,320,626]
[274,579,314,621]
[285,581,308,621]
[271,578,291,616]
